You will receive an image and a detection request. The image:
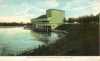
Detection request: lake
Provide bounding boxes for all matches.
[0,27,63,56]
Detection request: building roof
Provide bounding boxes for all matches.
[31,15,48,22]
[46,9,65,13]
[36,15,47,19]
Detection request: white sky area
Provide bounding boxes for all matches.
[0,0,100,23]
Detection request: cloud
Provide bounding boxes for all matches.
[15,3,46,18]
[36,0,59,9]
[90,0,100,15]
[0,0,100,19]
[0,16,30,23]
[23,0,59,18]
[63,0,100,17]
[0,0,7,8]
[15,0,60,18]
[0,0,5,4]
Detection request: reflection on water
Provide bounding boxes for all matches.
[0,27,63,55]
[31,31,59,44]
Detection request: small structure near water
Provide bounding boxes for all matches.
[31,9,65,32]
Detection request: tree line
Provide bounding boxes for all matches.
[65,13,99,24]
[0,22,32,26]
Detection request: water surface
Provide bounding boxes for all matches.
[0,27,61,55]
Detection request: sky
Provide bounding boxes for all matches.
[0,0,100,23]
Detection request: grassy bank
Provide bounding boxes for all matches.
[19,23,99,56]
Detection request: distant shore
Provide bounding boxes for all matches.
[0,26,24,28]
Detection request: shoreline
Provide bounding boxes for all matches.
[0,26,24,28]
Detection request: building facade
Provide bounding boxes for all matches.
[31,9,65,32]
